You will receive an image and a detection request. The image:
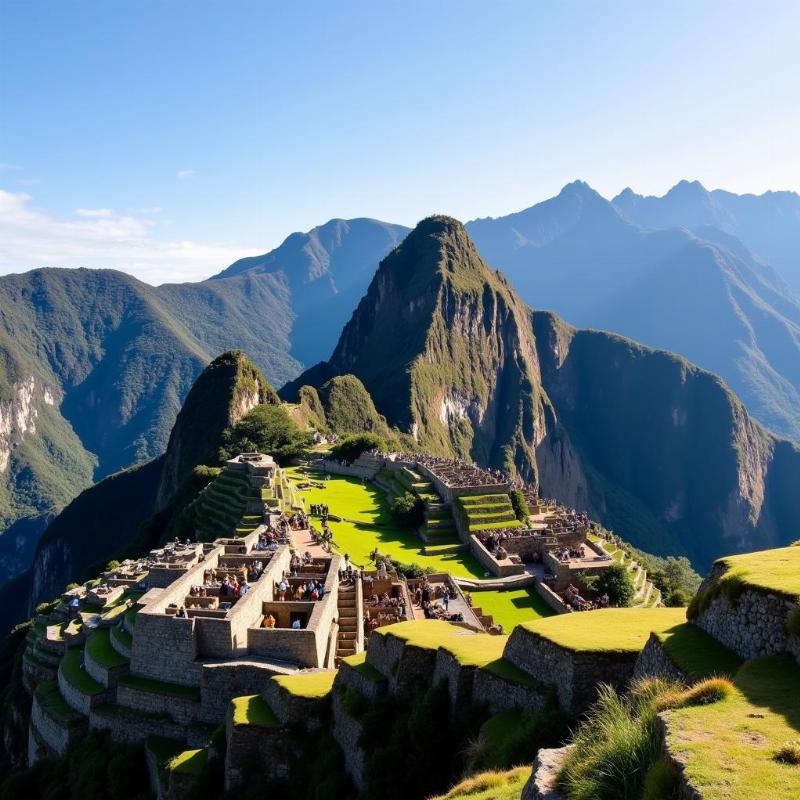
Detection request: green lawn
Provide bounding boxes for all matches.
[468,588,555,630]
[373,620,508,666]
[714,545,800,599]
[665,656,800,799]
[168,748,207,777]
[231,694,279,727]
[285,470,485,578]
[59,647,104,695]
[341,652,385,682]
[520,607,686,653]
[86,629,128,669]
[656,623,743,680]
[273,670,336,699]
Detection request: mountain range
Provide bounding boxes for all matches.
[2,180,800,587]
[285,215,800,570]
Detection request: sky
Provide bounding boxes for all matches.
[1,0,799,285]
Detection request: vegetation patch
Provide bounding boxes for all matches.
[60,647,104,696]
[35,680,83,725]
[231,694,279,727]
[664,656,800,799]
[167,747,208,777]
[273,670,336,699]
[85,628,129,669]
[427,766,530,800]
[341,651,384,682]
[373,620,503,663]
[522,607,685,653]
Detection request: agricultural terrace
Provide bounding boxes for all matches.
[520,607,686,653]
[713,545,800,599]
[284,467,555,627]
[664,655,800,799]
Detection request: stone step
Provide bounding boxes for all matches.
[337,644,356,657]
[338,631,356,640]
[338,595,356,607]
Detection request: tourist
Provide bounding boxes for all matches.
[292,619,301,629]
[262,613,276,629]
[176,606,186,618]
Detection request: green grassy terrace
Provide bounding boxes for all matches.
[86,628,129,669]
[36,680,83,725]
[713,545,800,599]
[272,670,336,699]
[665,655,800,799]
[520,607,686,653]
[469,588,554,629]
[60,647,105,696]
[231,694,279,727]
[372,619,508,667]
[656,622,743,680]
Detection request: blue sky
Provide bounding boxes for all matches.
[1,0,799,284]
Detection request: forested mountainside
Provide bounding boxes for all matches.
[466,181,800,442]
[612,179,800,290]
[0,220,404,574]
[287,216,800,569]
[0,351,273,634]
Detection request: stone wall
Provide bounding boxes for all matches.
[633,634,689,684]
[198,661,292,725]
[89,705,187,744]
[331,692,365,792]
[130,614,201,686]
[336,659,387,700]
[468,535,525,577]
[471,669,548,716]
[116,683,199,726]
[58,665,113,715]
[224,715,290,792]
[503,626,638,713]
[366,630,438,697]
[30,695,87,756]
[533,581,569,615]
[695,586,800,661]
[85,644,129,689]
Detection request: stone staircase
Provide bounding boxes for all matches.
[469,604,495,631]
[336,583,359,661]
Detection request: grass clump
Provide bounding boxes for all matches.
[680,677,734,706]
[428,767,530,800]
[558,678,684,800]
[774,741,800,765]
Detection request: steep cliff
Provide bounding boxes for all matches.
[287,216,558,479]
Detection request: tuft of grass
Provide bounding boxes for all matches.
[428,767,530,800]
[681,677,734,706]
[774,741,800,765]
[558,677,684,800]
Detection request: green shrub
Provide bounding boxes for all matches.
[509,489,530,522]
[594,563,636,607]
[106,560,120,571]
[218,404,312,464]
[390,492,424,528]
[330,433,387,463]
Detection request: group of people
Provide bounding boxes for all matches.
[289,551,317,573]
[311,523,334,552]
[309,503,329,519]
[563,583,610,612]
[275,574,327,601]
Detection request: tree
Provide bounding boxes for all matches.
[329,433,387,463]
[594,563,636,607]
[218,404,312,464]
[510,489,530,522]
[390,492,424,528]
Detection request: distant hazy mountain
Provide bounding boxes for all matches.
[287,216,800,569]
[613,180,800,290]
[215,218,409,365]
[466,182,800,441]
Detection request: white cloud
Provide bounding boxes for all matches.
[0,189,260,285]
[74,207,115,218]
[177,169,195,179]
